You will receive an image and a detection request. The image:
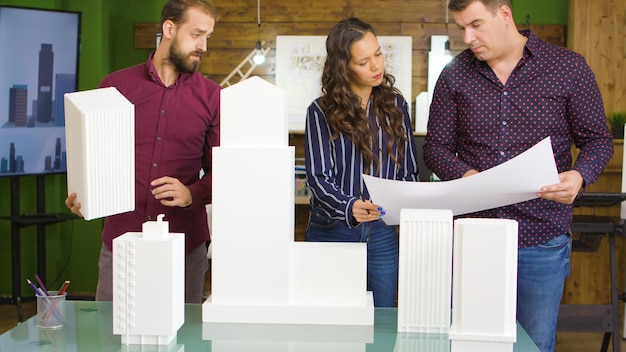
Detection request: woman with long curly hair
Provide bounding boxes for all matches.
[304,17,419,307]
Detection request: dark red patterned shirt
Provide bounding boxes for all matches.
[423,30,613,248]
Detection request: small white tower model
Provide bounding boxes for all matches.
[393,208,452,352]
[397,208,453,334]
[414,35,452,133]
[112,214,185,345]
[202,76,374,326]
[449,218,518,352]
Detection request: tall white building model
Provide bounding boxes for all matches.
[112,214,185,345]
[64,87,135,220]
[397,208,453,334]
[449,218,518,352]
[202,76,374,325]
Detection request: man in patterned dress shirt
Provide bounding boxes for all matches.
[423,1,613,351]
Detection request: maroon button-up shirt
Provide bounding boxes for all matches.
[98,53,220,253]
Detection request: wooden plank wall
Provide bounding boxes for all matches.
[134,0,564,101]
[569,0,626,116]
[563,0,626,310]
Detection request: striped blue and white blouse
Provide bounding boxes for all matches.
[304,94,419,228]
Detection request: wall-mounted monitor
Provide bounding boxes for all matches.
[0,6,81,177]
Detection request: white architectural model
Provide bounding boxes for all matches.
[64,87,135,220]
[397,209,453,334]
[449,218,518,352]
[202,76,374,325]
[203,323,373,352]
[112,214,185,345]
[396,211,518,352]
[414,35,452,133]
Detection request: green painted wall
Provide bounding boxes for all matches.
[0,0,569,298]
[0,0,171,298]
[0,0,111,296]
[107,0,167,71]
[513,0,569,25]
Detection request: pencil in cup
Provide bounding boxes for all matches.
[43,280,70,321]
[35,273,50,296]
[26,279,66,328]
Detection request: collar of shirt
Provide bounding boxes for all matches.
[145,51,194,87]
[469,30,539,69]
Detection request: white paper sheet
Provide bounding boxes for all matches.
[363,137,560,225]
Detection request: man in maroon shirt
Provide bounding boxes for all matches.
[65,0,220,303]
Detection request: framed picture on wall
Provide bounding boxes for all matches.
[276,35,412,132]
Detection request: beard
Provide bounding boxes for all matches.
[169,37,202,73]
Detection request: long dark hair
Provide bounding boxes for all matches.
[319,17,407,170]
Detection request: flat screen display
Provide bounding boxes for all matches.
[0,6,81,176]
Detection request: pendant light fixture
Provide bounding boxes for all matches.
[253,0,265,65]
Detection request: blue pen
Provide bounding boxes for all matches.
[26,279,65,324]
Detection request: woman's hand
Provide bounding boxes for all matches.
[353,199,385,223]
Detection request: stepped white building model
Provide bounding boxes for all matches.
[202,76,374,325]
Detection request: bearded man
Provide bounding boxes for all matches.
[65,0,220,303]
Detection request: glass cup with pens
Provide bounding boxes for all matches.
[27,276,70,329]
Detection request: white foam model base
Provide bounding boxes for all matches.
[121,334,176,346]
[203,292,373,325]
[204,238,374,325]
[119,339,184,352]
[203,321,373,352]
[451,339,513,352]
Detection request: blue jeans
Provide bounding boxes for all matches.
[305,207,399,307]
[517,233,572,352]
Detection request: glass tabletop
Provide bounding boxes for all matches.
[0,301,539,351]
